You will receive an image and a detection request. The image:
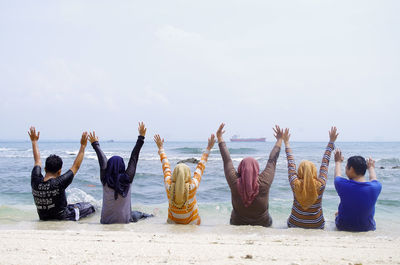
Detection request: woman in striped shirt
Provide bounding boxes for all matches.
[154,134,215,225]
[283,127,338,229]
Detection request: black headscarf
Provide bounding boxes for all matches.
[103,156,130,200]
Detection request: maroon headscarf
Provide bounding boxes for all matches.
[237,157,260,207]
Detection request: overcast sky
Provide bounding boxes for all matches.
[1,0,399,141]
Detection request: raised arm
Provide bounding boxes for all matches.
[367,157,377,181]
[334,148,344,177]
[89,131,107,183]
[216,123,237,188]
[154,134,172,191]
[28,126,41,167]
[126,122,146,182]
[70,132,88,175]
[318,127,338,183]
[283,128,298,190]
[191,134,215,190]
[259,125,282,185]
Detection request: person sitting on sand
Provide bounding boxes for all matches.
[333,150,382,231]
[282,127,338,229]
[88,122,153,224]
[28,126,95,221]
[154,133,215,225]
[215,123,282,227]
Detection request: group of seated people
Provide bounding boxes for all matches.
[28,123,382,232]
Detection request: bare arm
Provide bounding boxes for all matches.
[334,148,344,177]
[28,127,41,167]
[216,123,237,187]
[70,132,88,175]
[367,157,377,181]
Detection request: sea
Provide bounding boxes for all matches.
[0,140,399,235]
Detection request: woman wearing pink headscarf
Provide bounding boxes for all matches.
[216,123,283,227]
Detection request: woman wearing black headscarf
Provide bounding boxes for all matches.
[89,122,152,224]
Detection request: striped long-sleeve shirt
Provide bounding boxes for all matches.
[286,142,334,229]
[158,148,209,225]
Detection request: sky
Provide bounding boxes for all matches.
[0,0,399,141]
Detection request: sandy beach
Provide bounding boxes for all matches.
[1,224,399,265]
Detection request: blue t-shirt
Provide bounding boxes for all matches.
[334,176,382,232]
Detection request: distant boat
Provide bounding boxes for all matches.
[230,135,266,142]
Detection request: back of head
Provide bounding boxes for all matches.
[45,154,63,174]
[238,157,260,176]
[104,156,130,199]
[237,157,260,207]
[346,156,367,177]
[295,160,320,209]
[170,163,191,209]
[106,156,126,176]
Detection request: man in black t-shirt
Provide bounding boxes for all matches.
[29,127,95,221]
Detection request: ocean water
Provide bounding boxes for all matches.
[0,140,399,234]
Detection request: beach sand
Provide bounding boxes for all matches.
[0,223,398,265]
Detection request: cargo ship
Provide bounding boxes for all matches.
[230,135,266,142]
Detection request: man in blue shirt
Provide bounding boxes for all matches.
[334,149,382,232]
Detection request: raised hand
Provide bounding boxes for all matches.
[367,157,375,169]
[367,157,377,181]
[28,126,40,142]
[207,134,216,150]
[138,122,147,137]
[88,131,99,144]
[334,148,344,163]
[154,134,164,150]
[329,126,339,142]
[282,128,291,144]
[80,132,88,147]
[273,125,283,140]
[29,126,41,166]
[216,123,225,143]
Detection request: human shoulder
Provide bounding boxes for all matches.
[334,176,348,184]
[61,169,74,178]
[32,165,42,173]
[53,169,75,187]
[31,165,43,180]
[369,180,382,188]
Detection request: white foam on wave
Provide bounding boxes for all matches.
[66,188,102,208]
[0,147,33,158]
[0,147,14,151]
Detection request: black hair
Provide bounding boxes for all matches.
[346,156,367,176]
[45,154,63,173]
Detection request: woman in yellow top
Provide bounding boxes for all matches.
[154,134,215,225]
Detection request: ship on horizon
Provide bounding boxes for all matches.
[230,135,266,142]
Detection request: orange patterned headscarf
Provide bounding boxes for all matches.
[293,160,321,209]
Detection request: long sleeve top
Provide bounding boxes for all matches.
[158,148,209,225]
[218,141,281,227]
[91,136,144,224]
[286,142,334,229]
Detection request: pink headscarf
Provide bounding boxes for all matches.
[237,157,260,207]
